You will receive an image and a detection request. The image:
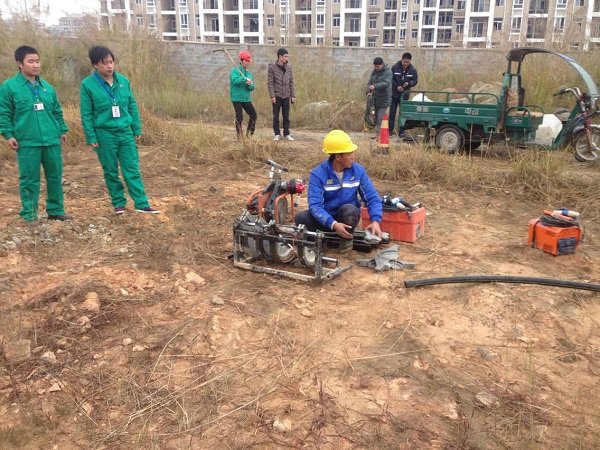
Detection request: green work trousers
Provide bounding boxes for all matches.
[17,145,65,221]
[95,129,149,209]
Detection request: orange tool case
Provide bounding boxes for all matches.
[361,207,426,242]
[528,219,581,256]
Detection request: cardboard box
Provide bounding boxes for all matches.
[528,219,581,256]
[361,207,426,242]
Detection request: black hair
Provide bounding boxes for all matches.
[277,48,288,57]
[15,45,39,63]
[89,46,115,65]
[402,52,412,60]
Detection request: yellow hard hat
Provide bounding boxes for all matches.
[322,130,358,154]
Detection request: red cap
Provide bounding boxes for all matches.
[239,50,252,62]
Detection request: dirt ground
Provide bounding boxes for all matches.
[1,128,599,449]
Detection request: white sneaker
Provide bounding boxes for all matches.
[284,135,295,141]
[273,135,281,141]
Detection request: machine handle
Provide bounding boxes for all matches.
[266,160,289,172]
[553,88,568,97]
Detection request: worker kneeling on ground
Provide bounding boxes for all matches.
[295,130,383,253]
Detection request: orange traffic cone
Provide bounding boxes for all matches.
[378,112,390,148]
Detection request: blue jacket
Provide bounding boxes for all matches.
[308,159,382,229]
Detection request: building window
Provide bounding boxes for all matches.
[575,0,584,5]
[383,29,396,43]
[369,17,377,28]
[455,19,464,33]
[554,17,565,31]
[333,37,340,45]
[368,38,376,47]
[196,14,200,26]
[267,0,274,3]
[513,0,523,8]
[511,17,521,31]
[457,0,465,9]
[136,15,144,26]
[135,0,142,4]
[211,17,219,31]
[317,13,325,27]
[384,12,396,26]
[556,0,567,7]
[411,28,417,38]
[333,14,340,26]
[438,11,452,26]
[179,0,188,6]
[316,36,324,44]
[349,17,360,31]
[281,14,288,26]
[267,15,274,26]
[149,14,156,27]
[370,0,377,5]
[472,0,484,12]
[423,12,434,25]
[317,0,325,4]
[493,18,502,31]
[399,28,406,38]
[385,0,397,8]
[267,37,275,44]
[233,18,239,30]
[147,0,156,6]
[495,0,503,5]
[412,12,418,21]
[471,21,483,37]
[281,36,287,44]
[400,11,407,22]
[422,30,433,42]
[180,14,189,28]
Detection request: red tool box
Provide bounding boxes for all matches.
[528,219,581,256]
[361,207,426,242]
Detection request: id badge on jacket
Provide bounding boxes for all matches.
[112,105,121,118]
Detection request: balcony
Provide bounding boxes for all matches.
[204,0,219,8]
[111,0,126,9]
[384,0,396,8]
[346,0,362,8]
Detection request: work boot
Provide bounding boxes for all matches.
[47,214,72,221]
[337,238,353,254]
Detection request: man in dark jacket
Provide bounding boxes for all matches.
[390,52,418,137]
[267,48,296,141]
[366,57,392,136]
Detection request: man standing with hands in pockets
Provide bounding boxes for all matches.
[268,48,296,141]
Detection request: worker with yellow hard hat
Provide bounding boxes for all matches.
[294,130,383,252]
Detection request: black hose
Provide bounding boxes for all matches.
[404,275,600,292]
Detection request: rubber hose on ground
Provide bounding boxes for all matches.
[404,275,600,292]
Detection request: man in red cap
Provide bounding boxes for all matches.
[229,50,256,139]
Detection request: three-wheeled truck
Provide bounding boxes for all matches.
[398,48,600,162]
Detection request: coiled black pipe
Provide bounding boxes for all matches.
[404,275,600,292]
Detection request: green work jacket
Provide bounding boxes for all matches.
[80,71,141,144]
[229,65,255,103]
[0,71,68,147]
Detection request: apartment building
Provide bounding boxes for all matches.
[99,0,600,49]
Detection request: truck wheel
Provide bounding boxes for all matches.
[435,125,465,153]
[573,125,600,162]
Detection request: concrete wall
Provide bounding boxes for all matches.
[165,42,509,90]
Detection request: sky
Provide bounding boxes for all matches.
[0,0,99,25]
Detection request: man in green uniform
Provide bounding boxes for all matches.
[0,45,71,222]
[80,45,159,215]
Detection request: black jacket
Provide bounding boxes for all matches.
[391,62,418,99]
